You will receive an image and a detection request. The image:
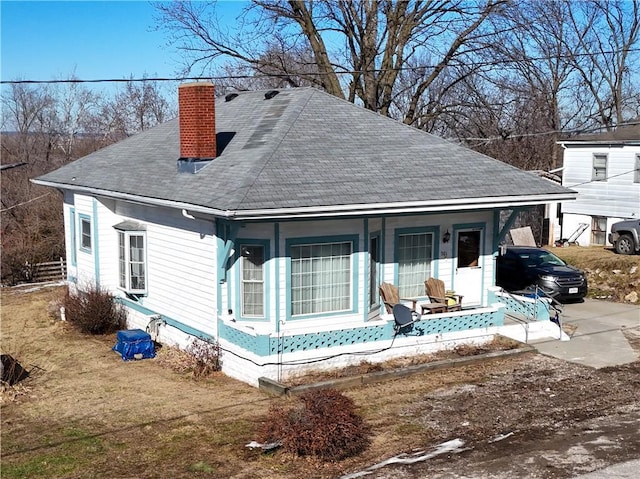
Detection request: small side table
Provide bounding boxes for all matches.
[421,303,447,315]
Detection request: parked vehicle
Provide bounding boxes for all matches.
[608,219,640,255]
[496,246,587,302]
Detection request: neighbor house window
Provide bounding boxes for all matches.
[290,241,352,316]
[635,154,640,183]
[79,215,92,252]
[592,153,608,181]
[115,222,147,294]
[397,232,434,297]
[591,216,607,245]
[240,245,265,317]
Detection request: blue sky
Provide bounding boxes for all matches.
[1,0,247,82]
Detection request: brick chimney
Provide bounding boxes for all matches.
[178,82,216,172]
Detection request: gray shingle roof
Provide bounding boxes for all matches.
[35,87,574,216]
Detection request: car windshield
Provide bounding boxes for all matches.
[515,249,566,267]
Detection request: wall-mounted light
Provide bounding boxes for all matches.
[443,229,451,243]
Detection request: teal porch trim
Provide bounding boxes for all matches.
[216,220,241,284]
[489,289,551,321]
[69,207,77,268]
[494,208,526,251]
[218,307,504,357]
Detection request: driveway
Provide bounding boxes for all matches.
[533,299,640,368]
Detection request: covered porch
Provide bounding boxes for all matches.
[216,287,562,385]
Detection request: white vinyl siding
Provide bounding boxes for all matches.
[291,241,351,316]
[397,232,433,297]
[562,146,640,220]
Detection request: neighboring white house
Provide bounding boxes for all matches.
[34,83,576,386]
[558,124,640,246]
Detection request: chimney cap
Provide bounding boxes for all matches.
[179,81,215,89]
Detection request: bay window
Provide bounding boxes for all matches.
[115,222,147,294]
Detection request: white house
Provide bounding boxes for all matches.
[558,124,640,246]
[34,83,576,386]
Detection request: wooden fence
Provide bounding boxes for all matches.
[30,258,67,283]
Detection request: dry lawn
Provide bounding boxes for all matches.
[2,281,639,479]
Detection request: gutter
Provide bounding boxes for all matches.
[31,178,577,221]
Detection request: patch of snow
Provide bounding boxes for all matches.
[338,438,466,479]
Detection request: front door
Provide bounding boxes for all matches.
[453,228,484,306]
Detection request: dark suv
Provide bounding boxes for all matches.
[496,246,587,302]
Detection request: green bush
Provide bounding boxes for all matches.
[62,284,127,335]
[259,388,371,461]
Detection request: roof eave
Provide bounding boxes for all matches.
[229,193,578,220]
[33,178,576,221]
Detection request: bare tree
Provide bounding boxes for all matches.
[155,0,505,125]
[53,77,101,162]
[92,78,175,139]
[1,83,55,165]
[567,0,640,129]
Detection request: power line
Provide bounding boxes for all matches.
[462,120,640,143]
[0,193,50,213]
[2,48,639,85]
[565,169,640,188]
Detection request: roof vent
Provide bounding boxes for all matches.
[225,93,239,102]
[264,90,279,100]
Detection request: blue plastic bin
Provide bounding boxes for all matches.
[113,329,155,361]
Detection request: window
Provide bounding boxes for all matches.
[290,241,352,316]
[397,232,434,297]
[79,215,92,252]
[635,154,640,184]
[457,230,481,268]
[592,153,608,181]
[240,245,265,317]
[115,222,147,294]
[591,216,607,245]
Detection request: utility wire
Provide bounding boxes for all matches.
[0,193,50,213]
[565,168,640,188]
[461,120,640,143]
[2,47,639,85]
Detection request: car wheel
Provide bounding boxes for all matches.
[615,234,634,255]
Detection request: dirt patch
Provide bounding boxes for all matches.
[2,285,639,479]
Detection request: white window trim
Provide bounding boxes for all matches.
[117,228,147,295]
[592,153,608,182]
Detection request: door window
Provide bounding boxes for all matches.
[457,230,480,268]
